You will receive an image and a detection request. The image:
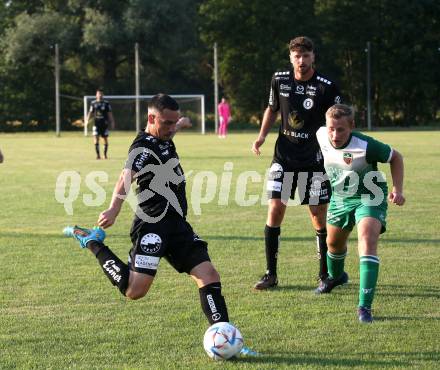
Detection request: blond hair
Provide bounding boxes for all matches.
[326,104,354,123]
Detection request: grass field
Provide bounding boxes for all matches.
[0,131,439,369]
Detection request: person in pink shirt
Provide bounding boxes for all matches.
[217,97,232,138]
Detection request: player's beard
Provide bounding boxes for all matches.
[297,64,312,76]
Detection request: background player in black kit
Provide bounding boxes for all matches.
[64,94,235,329]
[86,88,115,159]
[252,36,346,291]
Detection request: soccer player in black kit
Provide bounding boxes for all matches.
[86,88,115,159]
[252,36,348,291]
[64,95,256,354]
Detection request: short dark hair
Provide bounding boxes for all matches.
[289,36,314,52]
[148,93,179,113]
[96,88,104,93]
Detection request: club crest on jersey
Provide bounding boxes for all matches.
[140,233,162,254]
[343,152,353,165]
[303,98,314,110]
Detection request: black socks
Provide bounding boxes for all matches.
[265,225,280,276]
[316,228,328,280]
[95,143,100,158]
[88,241,129,296]
[199,282,229,324]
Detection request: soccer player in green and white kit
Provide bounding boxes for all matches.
[315,104,405,323]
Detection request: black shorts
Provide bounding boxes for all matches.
[267,159,331,205]
[93,121,109,137]
[128,215,210,276]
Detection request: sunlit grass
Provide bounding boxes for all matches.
[0,131,438,369]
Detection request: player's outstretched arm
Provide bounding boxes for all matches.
[98,169,135,228]
[176,116,192,130]
[388,149,405,206]
[85,111,93,127]
[170,117,192,139]
[252,107,277,155]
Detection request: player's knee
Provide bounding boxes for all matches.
[326,239,337,250]
[204,266,221,284]
[326,238,344,253]
[358,236,378,254]
[190,261,221,287]
[358,227,378,244]
[309,205,326,218]
[269,207,283,219]
[125,286,149,300]
[126,290,147,300]
[308,206,326,228]
[200,266,221,286]
[267,202,285,224]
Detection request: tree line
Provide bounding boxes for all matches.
[1,0,439,131]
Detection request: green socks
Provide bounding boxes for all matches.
[327,251,347,279]
[359,255,380,308]
[327,252,380,308]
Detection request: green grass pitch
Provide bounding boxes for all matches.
[0,131,439,369]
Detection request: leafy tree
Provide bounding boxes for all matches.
[200,0,440,126]
[314,0,440,126]
[1,0,439,130]
[0,0,209,130]
[199,0,316,122]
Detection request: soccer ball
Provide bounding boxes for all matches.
[203,322,244,360]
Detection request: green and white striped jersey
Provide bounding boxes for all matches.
[316,127,393,203]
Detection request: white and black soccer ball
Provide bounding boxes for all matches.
[203,322,244,360]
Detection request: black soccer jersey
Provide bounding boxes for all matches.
[268,69,342,168]
[125,132,188,219]
[89,100,112,123]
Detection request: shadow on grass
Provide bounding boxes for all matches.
[374,315,439,322]
[3,232,439,246]
[379,284,440,299]
[206,235,440,245]
[259,284,317,292]
[231,351,412,367]
[206,235,313,242]
[374,351,439,361]
[381,238,440,245]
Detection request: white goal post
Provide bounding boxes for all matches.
[83,94,205,135]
